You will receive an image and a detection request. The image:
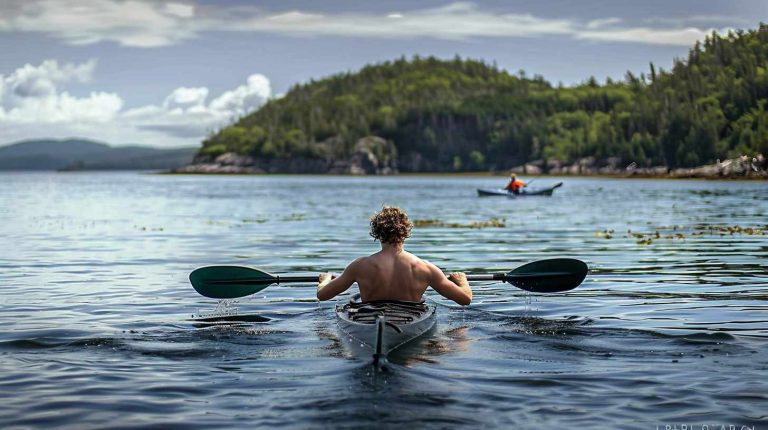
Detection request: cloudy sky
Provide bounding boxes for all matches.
[0,0,765,148]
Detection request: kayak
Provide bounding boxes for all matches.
[477,182,563,197]
[335,294,436,367]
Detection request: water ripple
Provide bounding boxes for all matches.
[1,173,768,428]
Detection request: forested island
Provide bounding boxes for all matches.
[178,24,768,178]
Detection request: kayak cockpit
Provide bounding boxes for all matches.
[335,295,437,368]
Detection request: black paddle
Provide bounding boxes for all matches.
[465,258,586,293]
[189,258,588,299]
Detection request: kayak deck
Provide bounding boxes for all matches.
[477,182,563,197]
[335,295,436,366]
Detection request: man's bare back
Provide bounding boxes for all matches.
[352,248,434,302]
[317,207,471,305]
[317,243,471,305]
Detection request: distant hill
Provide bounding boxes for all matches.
[0,139,197,170]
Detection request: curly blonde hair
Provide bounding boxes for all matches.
[369,206,412,245]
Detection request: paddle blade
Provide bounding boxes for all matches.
[504,258,587,293]
[189,266,277,299]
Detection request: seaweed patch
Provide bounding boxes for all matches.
[413,218,506,229]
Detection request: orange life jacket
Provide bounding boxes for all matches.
[506,179,525,193]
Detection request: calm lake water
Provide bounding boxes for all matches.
[1,172,767,429]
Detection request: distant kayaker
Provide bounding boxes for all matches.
[505,173,527,194]
[317,206,472,305]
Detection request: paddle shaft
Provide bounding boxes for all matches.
[209,275,317,285]
[466,272,572,282]
[210,273,570,285]
[466,274,505,282]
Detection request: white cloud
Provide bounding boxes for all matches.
[230,3,574,40]
[0,59,122,124]
[208,74,271,116]
[163,86,209,110]
[123,73,270,139]
[5,59,95,98]
[645,15,753,27]
[0,0,744,47]
[1,0,197,47]
[164,2,194,18]
[586,18,622,29]
[0,59,272,146]
[577,26,732,46]
[1,91,123,124]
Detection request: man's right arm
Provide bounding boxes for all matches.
[317,258,361,301]
[426,263,472,305]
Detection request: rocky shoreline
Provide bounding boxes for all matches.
[173,136,397,175]
[173,136,767,179]
[509,154,767,179]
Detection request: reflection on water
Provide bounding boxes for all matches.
[1,172,767,428]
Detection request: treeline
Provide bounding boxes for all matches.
[199,24,768,171]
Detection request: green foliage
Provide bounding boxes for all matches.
[452,156,463,171]
[201,25,768,170]
[199,143,227,157]
[469,151,486,170]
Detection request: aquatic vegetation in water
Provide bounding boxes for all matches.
[413,219,442,227]
[413,218,506,229]
[134,225,164,231]
[282,213,306,221]
[689,189,733,197]
[594,229,614,239]
[205,213,308,227]
[690,224,768,236]
[595,224,768,245]
[206,219,230,226]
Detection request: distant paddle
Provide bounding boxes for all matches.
[189,258,588,299]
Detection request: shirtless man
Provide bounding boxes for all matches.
[316,206,472,305]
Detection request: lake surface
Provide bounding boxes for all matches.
[1,172,766,429]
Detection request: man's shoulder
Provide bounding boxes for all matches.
[350,256,370,267]
[353,254,383,269]
[406,253,437,272]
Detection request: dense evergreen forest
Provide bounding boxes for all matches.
[198,24,768,172]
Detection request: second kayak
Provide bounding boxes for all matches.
[335,294,436,366]
[477,181,563,197]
